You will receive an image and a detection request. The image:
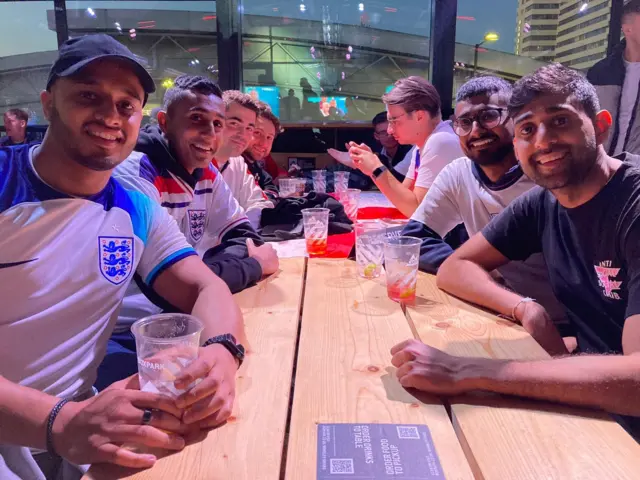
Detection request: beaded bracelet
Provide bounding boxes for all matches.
[46,398,70,456]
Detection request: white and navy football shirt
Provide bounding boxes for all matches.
[0,145,197,400]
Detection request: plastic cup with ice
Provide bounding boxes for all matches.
[302,207,330,256]
[131,314,204,398]
[355,220,386,279]
[384,236,421,303]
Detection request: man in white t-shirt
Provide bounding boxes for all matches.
[0,34,245,478]
[213,91,274,228]
[588,0,640,155]
[347,76,463,217]
[403,76,569,353]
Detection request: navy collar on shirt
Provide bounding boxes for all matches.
[471,160,524,191]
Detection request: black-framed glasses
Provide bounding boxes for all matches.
[453,108,507,136]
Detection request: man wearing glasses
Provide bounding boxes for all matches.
[371,111,415,181]
[402,76,569,355]
[348,76,463,217]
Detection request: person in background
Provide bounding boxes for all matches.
[281,88,301,122]
[392,64,640,440]
[348,76,463,217]
[214,90,274,229]
[587,0,640,155]
[243,102,281,199]
[403,76,568,353]
[372,111,415,181]
[0,34,245,478]
[1,108,30,146]
[97,75,279,390]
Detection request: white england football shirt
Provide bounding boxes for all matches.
[113,152,249,328]
[0,145,197,400]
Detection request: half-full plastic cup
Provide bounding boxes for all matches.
[355,220,386,279]
[302,207,330,256]
[384,236,421,303]
[131,313,203,398]
[312,169,327,193]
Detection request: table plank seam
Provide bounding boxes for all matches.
[278,257,309,480]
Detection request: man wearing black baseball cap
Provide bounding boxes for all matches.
[0,34,246,478]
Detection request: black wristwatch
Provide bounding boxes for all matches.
[202,334,245,367]
[371,165,388,179]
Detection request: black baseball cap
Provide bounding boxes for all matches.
[46,34,156,102]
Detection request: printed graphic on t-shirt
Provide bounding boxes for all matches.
[99,237,134,285]
[188,209,207,242]
[594,261,622,300]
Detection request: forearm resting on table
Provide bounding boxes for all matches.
[0,375,58,448]
[437,257,523,316]
[373,171,421,218]
[464,353,640,416]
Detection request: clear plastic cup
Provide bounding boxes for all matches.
[355,220,386,279]
[341,188,361,221]
[334,171,350,195]
[131,313,203,398]
[294,178,307,196]
[279,178,297,197]
[384,236,421,303]
[301,207,330,256]
[312,170,327,193]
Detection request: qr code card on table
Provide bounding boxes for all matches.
[317,424,445,479]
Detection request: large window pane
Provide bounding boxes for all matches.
[66,1,218,122]
[241,1,432,124]
[454,0,613,99]
[0,1,58,127]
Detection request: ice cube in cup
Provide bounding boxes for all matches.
[131,313,204,398]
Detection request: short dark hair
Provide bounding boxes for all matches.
[256,101,281,136]
[623,0,640,20]
[372,112,388,127]
[382,76,441,118]
[162,75,222,112]
[456,76,512,103]
[222,90,260,113]
[508,63,600,119]
[5,108,28,123]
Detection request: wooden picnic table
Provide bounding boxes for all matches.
[85,258,640,479]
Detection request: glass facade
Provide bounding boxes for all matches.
[0,0,626,131]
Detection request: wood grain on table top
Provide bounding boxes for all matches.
[408,271,640,480]
[284,259,473,480]
[84,258,306,480]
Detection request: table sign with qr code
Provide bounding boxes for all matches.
[316,424,445,479]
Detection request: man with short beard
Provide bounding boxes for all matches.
[403,76,568,354]
[392,64,640,441]
[0,35,245,478]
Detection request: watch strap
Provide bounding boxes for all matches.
[372,165,388,179]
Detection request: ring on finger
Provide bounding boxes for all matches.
[141,408,153,425]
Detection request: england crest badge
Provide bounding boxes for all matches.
[188,209,207,242]
[99,236,134,285]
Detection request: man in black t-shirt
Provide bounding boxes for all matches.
[391,64,640,440]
